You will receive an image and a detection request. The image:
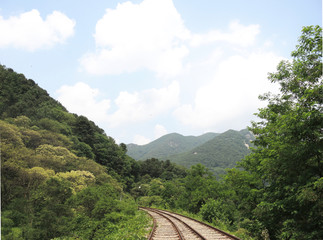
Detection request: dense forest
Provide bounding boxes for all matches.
[1,25,322,240]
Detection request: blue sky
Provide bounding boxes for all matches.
[1,0,321,144]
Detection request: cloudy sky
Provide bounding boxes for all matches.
[1,0,321,144]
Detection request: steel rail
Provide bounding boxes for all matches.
[140,207,184,240]
[144,207,207,240]
[157,208,241,240]
[140,207,241,240]
[144,210,157,240]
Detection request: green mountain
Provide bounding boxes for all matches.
[127,129,254,176]
[127,132,219,160]
[169,129,254,175]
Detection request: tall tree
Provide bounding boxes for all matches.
[241,25,322,239]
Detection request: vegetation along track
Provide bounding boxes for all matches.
[140,207,240,240]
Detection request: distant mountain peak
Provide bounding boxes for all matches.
[126,129,254,177]
[126,132,219,160]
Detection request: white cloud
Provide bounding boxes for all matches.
[80,0,263,78]
[80,0,190,77]
[133,134,151,145]
[108,81,180,126]
[0,9,75,51]
[190,20,260,47]
[56,82,110,123]
[56,81,179,128]
[131,124,167,145]
[154,124,168,139]
[174,51,282,129]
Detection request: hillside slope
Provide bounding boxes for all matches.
[0,64,139,181]
[0,65,151,239]
[169,129,254,175]
[127,132,219,160]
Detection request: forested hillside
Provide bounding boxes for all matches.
[0,65,138,183]
[1,25,322,240]
[128,129,254,177]
[0,64,189,239]
[0,65,150,239]
[169,129,254,176]
[127,132,219,160]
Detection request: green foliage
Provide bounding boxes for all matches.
[67,185,150,239]
[30,177,73,239]
[170,129,254,175]
[200,199,233,225]
[37,118,72,135]
[135,164,221,213]
[0,118,147,239]
[239,25,323,239]
[138,158,187,180]
[57,170,96,193]
[71,136,95,159]
[180,164,219,213]
[138,195,164,207]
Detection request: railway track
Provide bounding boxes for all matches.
[140,207,240,240]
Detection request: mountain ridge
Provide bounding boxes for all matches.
[126,132,219,160]
[168,129,254,175]
[127,129,254,176]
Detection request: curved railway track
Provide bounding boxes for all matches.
[140,207,240,240]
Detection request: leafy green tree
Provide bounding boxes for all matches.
[13,116,32,128]
[37,118,71,135]
[72,115,97,147]
[138,158,187,180]
[30,177,73,239]
[179,164,219,213]
[241,25,322,239]
[20,128,42,149]
[148,179,165,196]
[200,198,236,226]
[57,170,96,193]
[160,180,185,209]
[35,144,76,172]
[72,138,95,159]
[0,120,24,147]
[139,158,164,178]
[38,130,72,148]
[224,168,262,220]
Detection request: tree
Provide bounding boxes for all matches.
[180,164,218,213]
[30,177,73,239]
[139,158,163,178]
[241,25,322,239]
